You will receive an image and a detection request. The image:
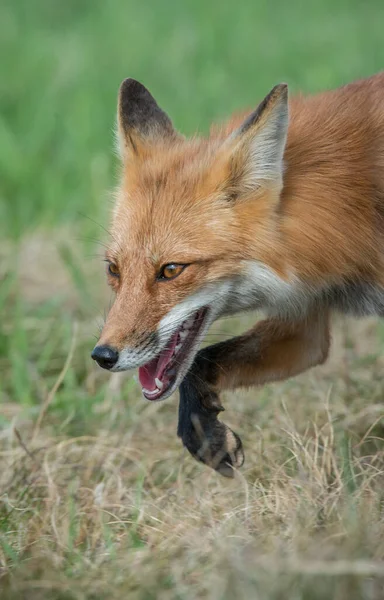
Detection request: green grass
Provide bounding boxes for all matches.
[2,0,384,598]
[2,0,384,236]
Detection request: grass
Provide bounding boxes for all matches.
[1,0,384,597]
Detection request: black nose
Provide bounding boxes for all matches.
[91,345,119,370]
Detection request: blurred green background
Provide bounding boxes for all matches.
[2,0,384,237]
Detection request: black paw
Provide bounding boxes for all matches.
[179,411,245,478]
[178,358,245,477]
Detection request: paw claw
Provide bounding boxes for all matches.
[181,415,245,477]
[213,428,245,477]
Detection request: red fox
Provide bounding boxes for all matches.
[92,73,384,477]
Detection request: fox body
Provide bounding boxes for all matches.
[92,73,384,476]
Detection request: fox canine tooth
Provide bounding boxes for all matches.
[179,330,188,341]
[155,378,163,390]
[175,344,182,353]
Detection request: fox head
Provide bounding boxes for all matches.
[92,78,289,400]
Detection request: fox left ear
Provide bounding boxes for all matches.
[117,78,178,159]
[228,83,289,193]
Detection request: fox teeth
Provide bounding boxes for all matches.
[142,388,159,396]
[174,343,182,354]
[155,378,163,390]
[179,330,188,341]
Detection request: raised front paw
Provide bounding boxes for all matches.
[181,414,245,477]
[177,356,245,477]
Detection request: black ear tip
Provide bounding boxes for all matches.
[273,82,288,97]
[120,77,141,88]
[117,78,175,143]
[119,78,147,96]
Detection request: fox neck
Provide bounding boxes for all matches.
[220,259,309,320]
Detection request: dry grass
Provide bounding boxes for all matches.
[2,236,384,599]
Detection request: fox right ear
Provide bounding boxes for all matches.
[117,79,177,159]
[226,83,289,194]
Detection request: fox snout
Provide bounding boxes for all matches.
[91,345,119,370]
[92,301,217,402]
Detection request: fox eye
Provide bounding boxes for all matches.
[108,262,120,277]
[158,263,186,281]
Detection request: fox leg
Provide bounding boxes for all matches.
[178,310,330,477]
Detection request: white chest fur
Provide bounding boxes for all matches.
[224,261,311,319]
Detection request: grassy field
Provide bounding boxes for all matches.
[2,0,384,597]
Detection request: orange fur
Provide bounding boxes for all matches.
[101,73,384,349]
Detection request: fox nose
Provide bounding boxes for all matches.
[91,345,119,370]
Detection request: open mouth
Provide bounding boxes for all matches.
[138,307,209,401]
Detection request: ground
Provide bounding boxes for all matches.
[2,0,384,598]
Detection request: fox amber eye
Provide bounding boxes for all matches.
[158,264,186,281]
[108,263,119,277]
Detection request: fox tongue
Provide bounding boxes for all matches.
[138,331,179,391]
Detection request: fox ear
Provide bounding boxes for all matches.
[228,83,289,193]
[117,79,177,158]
